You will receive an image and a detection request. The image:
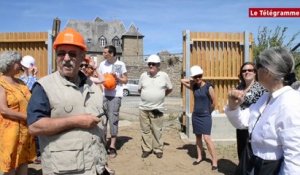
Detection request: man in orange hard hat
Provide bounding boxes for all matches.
[27,28,113,175]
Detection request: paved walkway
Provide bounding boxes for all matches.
[119,96,183,121]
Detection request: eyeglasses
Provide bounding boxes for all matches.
[241,69,254,73]
[148,62,158,67]
[86,65,94,70]
[193,74,203,79]
[56,50,77,58]
[80,64,88,68]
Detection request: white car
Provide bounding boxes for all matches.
[123,79,140,96]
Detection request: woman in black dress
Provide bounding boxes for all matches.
[181,65,218,170]
[235,62,265,161]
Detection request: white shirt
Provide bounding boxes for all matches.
[99,59,127,97]
[225,86,300,174]
[138,71,172,111]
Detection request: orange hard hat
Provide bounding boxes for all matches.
[103,73,117,90]
[53,28,87,51]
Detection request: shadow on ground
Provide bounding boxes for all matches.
[217,158,237,175]
[115,135,133,150]
[176,143,201,159]
[177,144,237,175]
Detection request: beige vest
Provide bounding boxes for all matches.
[38,71,107,175]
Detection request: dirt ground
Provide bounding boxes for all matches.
[29,120,239,175]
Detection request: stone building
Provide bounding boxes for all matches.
[65,17,144,63]
[65,17,182,97]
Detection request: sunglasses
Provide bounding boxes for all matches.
[80,64,88,68]
[241,69,254,73]
[193,74,203,79]
[86,65,94,70]
[56,50,77,58]
[148,62,158,67]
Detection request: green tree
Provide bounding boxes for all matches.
[294,52,300,79]
[253,26,300,79]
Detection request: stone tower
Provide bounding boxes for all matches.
[122,24,144,64]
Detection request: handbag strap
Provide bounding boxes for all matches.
[249,95,271,141]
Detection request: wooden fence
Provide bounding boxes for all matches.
[182,31,254,119]
[0,32,49,78]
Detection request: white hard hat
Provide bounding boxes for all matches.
[190,65,203,77]
[21,55,35,68]
[147,54,160,63]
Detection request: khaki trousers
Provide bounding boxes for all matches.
[139,109,164,153]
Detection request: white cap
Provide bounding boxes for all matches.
[21,55,35,68]
[147,54,160,63]
[190,65,203,77]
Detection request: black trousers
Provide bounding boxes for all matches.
[236,129,249,161]
[252,155,282,175]
[235,142,282,175]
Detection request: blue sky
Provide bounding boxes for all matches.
[0,0,299,55]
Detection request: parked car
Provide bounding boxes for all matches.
[123,79,140,96]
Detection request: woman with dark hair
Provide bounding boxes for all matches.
[235,62,265,161]
[226,47,300,174]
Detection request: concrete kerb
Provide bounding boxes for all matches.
[182,113,237,146]
[119,111,236,146]
[118,97,236,145]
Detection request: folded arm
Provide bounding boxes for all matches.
[27,83,100,136]
[28,114,100,136]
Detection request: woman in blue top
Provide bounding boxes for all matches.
[181,65,218,170]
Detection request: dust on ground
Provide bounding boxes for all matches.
[29,120,238,175]
[29,97,238,175]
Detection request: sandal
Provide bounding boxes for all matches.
[212,166,218,170]
[192,159,203,165]
[102,166,115,175]
[108,147,117,158]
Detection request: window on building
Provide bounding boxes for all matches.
[86,38,92,44]
[112,36,120,46]
[98,36,107,47]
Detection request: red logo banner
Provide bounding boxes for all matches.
[249,8,300,17]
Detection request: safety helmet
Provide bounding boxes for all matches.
[21,55,35,68]
[103,73,117,90]
[190,65,203,77]
[147,54,160,63]
[53,28,87,51]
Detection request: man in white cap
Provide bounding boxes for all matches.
[20,55,41,164]
[20,55,38,91]
[138,54,173,159]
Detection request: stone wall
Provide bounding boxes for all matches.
[122,37,143,64]
[125,57,182,97]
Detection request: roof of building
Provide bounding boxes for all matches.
[65,18,143,53]
[122,24,144,38]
